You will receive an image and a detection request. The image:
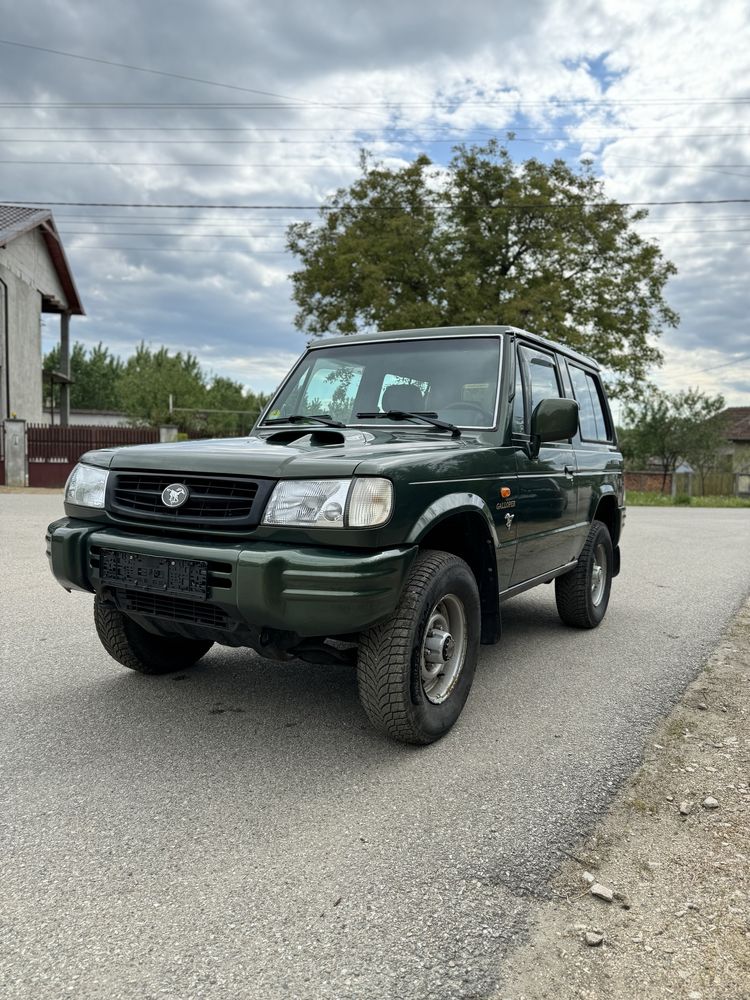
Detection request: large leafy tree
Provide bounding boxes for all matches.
[623,388,727,492]
[287,141,678,398]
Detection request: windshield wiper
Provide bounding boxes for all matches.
[356,410,461,437]
[265,413,347,428]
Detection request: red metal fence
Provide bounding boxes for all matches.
[26,424,159,487]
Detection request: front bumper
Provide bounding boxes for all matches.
[46,518,417,637]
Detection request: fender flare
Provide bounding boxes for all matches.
[405,492,501,547]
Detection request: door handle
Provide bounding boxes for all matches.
[564,465,575,480]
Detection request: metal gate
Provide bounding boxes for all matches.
[26,424,159,488]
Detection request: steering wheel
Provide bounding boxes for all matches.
[441,401,493,422]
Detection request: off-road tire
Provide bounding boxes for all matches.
[357,550,480,745]
[94,596,213,674]
[555,519,613,629]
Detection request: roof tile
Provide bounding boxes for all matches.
[0,204,51,246]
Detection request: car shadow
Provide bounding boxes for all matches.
[24,588,588,791]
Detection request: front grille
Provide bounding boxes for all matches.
[108,471,273,529]
[116,589,230,628]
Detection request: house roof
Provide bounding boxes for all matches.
[0,204,84,315]
[723,407,750,441]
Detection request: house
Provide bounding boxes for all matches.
[721,407,750,494]
[0,205,84,425]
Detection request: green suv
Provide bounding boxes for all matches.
[47,326,625,744]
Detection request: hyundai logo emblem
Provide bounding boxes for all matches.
[161,483,190,508]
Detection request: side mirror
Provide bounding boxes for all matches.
[530,398,579,455]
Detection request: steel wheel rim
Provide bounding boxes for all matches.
[420,593,468,704]
[591,543,607,606]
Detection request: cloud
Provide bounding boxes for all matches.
[3,0,748,405]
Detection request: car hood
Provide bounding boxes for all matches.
[82,428,478,480]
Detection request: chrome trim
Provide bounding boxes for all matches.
[410,474,512,486]
[515,472,575,479]
[257,335,505,433]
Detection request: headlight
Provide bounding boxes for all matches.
[262,478,393,528]
[64,463,109,508]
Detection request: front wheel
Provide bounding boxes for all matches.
[356,550,481,745]
[94,596,213,674]
[555,520,613,629]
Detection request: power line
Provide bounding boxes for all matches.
[668,353,750,376]
[68,246,289,253]
[1,97,749,108]
[6,198,750,210]
[6,160,750,176]
[0,38,323,109]
[0,160,360,167]
[0,138,455,144]
[47,211,750,224]
[61,231,288,238]
[2,124,749,133]
[55,226,750,237]
[0,38,389,126]
[3,127,749,138]
[3,132,750,144]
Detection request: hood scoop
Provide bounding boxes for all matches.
[264,428,371,448]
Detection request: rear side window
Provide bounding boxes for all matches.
[569,366,611,442]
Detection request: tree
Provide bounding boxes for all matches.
[203,376,269,436]
[43,340,269,434]
[118,344,209,429]
[677,397,730,494]
[118,343,268,434]
[623,388,727,493]
[287,141,678,399]
[43,342,123,411]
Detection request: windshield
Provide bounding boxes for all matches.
[263,336,502,429]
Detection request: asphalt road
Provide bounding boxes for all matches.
[2,495,749,1000]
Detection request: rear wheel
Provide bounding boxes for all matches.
[357,550,480,744]
[555,520,613,629]
[94,596,213,674]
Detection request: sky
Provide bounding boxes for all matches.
[1,0,748,410]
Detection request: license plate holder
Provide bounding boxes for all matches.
[100,549,208,600]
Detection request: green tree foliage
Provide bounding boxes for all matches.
[203,376,267,436]
[287,142,678,399]
[118,344,206,428]
[42,341,268,435]
[676,399,730,493]
[623,388,727,492]
[43,342,123,411]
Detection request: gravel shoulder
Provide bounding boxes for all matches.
[497,598,750,1000]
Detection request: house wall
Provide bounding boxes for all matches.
[0,228,69,423]
[731,441,750,473]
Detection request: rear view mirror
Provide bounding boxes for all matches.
[530,398,579,451]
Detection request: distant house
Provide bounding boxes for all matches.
[721,407,750,494]
[38,408,131,428]
[0,205,84,424]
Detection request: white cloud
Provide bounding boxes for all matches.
[6,0,749,405]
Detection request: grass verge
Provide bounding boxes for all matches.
[626,491,750,508]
